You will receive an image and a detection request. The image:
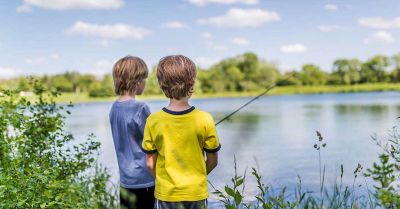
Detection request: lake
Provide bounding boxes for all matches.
[65,92,400,205]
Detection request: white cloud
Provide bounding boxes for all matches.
[280,44,307,54]
[162,21,187,29]
[0,67,22,79]
[201,32,212,39]
[188,0,258,6]
[318,25,345,32]
[66,21,151,39]
[365,31,395,44]
[198,8,280,28]
[25,56,47,65]
[324,4,337,11]
[358,16,400,29]
[194,57,220,68]
[374,31,394,43]
[17,0,123,12]
[16,4,32,13]
[231,37,250,45]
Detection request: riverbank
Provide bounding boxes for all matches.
[54,83,400,103]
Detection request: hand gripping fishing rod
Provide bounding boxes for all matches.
[215,73,293,126]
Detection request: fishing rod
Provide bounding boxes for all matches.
[215,73,293,126]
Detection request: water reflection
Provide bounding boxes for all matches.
[334,104,389,116]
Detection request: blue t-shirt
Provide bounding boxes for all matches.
[109,99,154,189]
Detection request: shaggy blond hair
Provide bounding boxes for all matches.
[156,55,196,99]
[112,56,148,95]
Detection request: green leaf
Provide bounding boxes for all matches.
[225,186,235,197]
[234,191,243,205]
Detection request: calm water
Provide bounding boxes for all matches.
[65,92,400,204]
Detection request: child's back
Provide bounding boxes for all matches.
[110,100,153,188]
[143,106,220,201]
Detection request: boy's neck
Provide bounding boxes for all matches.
[167,97,191,111]
[118,93,135,102]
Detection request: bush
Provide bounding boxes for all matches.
[369,124,400,208]
[0,81,116,208]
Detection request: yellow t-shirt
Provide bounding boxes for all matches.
[141,106,221,201]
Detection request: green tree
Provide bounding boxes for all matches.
[64,71,81,90]
[298,64,328,85]
[17,77,31,92]
[206,63,230,92]
[144,70,162,95]
[200,53,281,92]
[51,75,74,92]
[277,71,302,86]
[76,74,96,93]
[197,69,215,93]
[332,59,362,85]
[391,54,400,82]
[88,75,114,97]
[254,61,281,87]
[225,66,244,91]
[237,52,259,81]
[360,55,390,83]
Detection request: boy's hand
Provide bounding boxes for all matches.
[205,152,218,174]
[146,153,158,177]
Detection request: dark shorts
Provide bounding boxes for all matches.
[154,199,207,209]
[120,186,155,209]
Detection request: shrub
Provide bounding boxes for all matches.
[0,81,116,208]
[368,124,400,208]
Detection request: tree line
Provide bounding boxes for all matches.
[1,52,399,97]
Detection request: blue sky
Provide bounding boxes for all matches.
[0,0,399,78]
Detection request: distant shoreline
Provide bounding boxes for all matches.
[54,83,400,104]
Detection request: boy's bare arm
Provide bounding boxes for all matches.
[146,153,158,177]
[205,152,218,174]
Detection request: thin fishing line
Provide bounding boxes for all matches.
[215,73,293,126]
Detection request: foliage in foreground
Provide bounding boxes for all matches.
[0,81,116,208]
[212,128,400,209]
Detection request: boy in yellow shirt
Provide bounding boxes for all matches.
[142,55,221,208]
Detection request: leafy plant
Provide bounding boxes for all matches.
[211,131,378,209]
[211,156,246,209]
[0,80,116,208]
[367,122,400,208]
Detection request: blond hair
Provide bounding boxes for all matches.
[156,55,196,99]
[112,56,148,95]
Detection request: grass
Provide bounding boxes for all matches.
[52,83,400,104]
[210,131,378,209]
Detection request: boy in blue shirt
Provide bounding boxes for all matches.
[109,56,154,209]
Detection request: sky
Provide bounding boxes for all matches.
[0,0,399,78]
